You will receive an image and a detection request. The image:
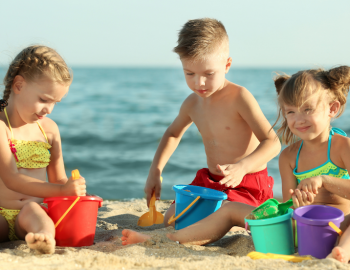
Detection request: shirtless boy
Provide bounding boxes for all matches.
[144,18,281,226]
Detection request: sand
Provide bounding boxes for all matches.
[0,199,349,270]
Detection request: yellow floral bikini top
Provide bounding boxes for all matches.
[4,108,51,169]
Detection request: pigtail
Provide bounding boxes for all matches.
[324,66,350,117]
[326,66,350,95]
[1,55,24,111]
[271,73,298,145]
[274,74,290,94]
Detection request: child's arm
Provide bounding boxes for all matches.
[46,119,70,185]
[0,122,84,197]
[218,88,281,187]
[46,119,86,195]
[279,148,315,207]
[297,137,350,198]
[144,96,193,206]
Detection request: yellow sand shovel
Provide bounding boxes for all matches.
[138,177,164,227]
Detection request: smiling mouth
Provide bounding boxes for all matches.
[197,90,207,94]
[36,114,45,119]
[296,126,310,132]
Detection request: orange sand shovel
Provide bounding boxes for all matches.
[54,169,81,228]
[138,177,164,227]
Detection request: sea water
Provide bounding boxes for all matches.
[1,67,349,200]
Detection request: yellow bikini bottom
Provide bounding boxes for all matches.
[0,207,20,241]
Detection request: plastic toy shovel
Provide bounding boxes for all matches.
[54,169,81,228]
[248,198,293,220]
[138,177,164,227]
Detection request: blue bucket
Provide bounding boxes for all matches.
[170,185,227,230]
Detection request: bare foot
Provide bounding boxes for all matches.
[121,229,151,245]
[327,246,349,263]
[25,232,55,254]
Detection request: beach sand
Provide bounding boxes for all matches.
[0,199,349,270]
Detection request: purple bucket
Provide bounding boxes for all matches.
[293,205,344,259]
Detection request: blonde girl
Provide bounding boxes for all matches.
[276,66,350,263]
[0,46,86,254]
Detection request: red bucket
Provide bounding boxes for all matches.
[43,196,103,247]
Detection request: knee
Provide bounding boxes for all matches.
[17,202,44,224]
[221,201,238,212]
[20,202,41,214]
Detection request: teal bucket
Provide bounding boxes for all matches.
[245,208,294,255]
[171,185,227,230]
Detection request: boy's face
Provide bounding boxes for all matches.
[181,54,232,98]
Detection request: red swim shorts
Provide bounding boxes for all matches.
[182,168,274,207]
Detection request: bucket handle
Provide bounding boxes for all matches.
[245,222,251,236]
[54,169,81,228]
[168,196,200,225]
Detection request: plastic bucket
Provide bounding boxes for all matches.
[172,185,227,230]
[44,196,103,247]
[245,208,294,255]
[293,205,344,259]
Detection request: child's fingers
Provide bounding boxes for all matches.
[291,194,299,208]
[216,164,230,175]
[302,190,309,203]
[224,178,240,188]
[312,183,318,194]
[154,185,161,201]
[219,176,230,185]
[216,164,224,175]
[219,176,238,187]
[294,189,303,204]
[306,192,314,203]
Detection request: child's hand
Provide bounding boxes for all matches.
[144,175,162,207]
[289,189,315,208]
[297,176,323,195]
[60,176,86,196]
[216,164,245,188]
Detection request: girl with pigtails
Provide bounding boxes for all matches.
[121,66,350,264]
[0,46,86,254]
[276,66,350,263]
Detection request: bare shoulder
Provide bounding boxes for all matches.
[224,81,257,104]
[180,93,199,113]
[332,133,350,153]
[38,117,60,143]
[0,114,11,138]
[280,142,301,165]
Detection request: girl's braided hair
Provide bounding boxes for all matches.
[1,45,72,111]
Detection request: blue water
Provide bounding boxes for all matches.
[1,67,350,200]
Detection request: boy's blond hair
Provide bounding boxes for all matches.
[173,18,229,61]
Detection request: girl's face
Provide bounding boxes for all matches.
[14,76,69,123]
[283,92,338,141]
